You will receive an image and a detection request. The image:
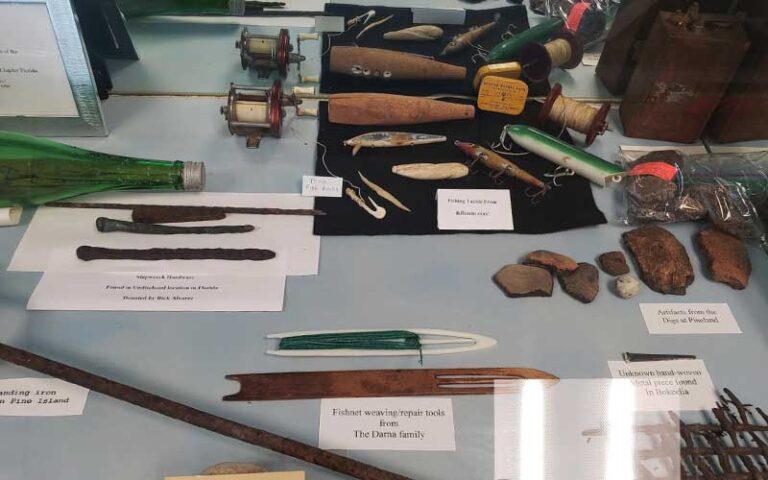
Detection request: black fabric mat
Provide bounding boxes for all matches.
[312,102,607,236]
[320,3,550,96]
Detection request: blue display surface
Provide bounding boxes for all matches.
[1,3,767,479]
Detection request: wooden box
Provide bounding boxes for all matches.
[619,10,749,143]
[707,19,768,143]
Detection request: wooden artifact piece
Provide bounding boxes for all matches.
[383,25,444,42]
[224,368,559,401]
[622,225,694,295]
[0,341,412,480]
[328,93,475,125]
[329,46,466,81]
[619,8,750,143]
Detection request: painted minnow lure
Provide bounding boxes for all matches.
[440,14,500,57]
[344,132,447,156]
[454,141,547,191]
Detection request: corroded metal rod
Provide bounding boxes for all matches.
[96,217,255,235]
[0,342,412,480]
[76,246,277,261]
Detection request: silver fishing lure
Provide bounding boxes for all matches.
[440,15,500,57]
[343,131,447,156]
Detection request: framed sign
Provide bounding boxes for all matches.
[0,0,107,135]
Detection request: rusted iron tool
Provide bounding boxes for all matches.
[0,341,412,480]
[225,367,559,401]
[46,202,325,224]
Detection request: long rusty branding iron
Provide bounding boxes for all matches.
[225,367,559,401]
[0,341,411,480]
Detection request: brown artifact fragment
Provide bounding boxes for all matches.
[523,250,578,274]
[622,225,694,295]
[493,264,553,298]
[329,46,466,81]
[96,217,255,235]
[0,341,412,480]
[696,227,751,290]
[598,251,630,276]
[203,463,268,475]
[224,368,559,401]
[558,263,599,304]
[77,246,277,261]
[328,93,475,126]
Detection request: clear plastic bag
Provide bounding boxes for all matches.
[620,150,768,249]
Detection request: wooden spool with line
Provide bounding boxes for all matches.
[521,30,583,83]
[538,83,609,145]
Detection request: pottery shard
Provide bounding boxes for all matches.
[494,264,553,298]
[558,262,599,303]
[598,251,630,276]
[696,227,751,290]
[622,226,694,295]
[523,250,579,273]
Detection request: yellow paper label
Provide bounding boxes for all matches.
[166,472,304,480]
[477,77,528,116]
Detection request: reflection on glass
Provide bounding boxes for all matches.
[604,379,636,480]
[519,380,545,480]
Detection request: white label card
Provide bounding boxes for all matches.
[640,303,741,334]
[0,4,79,117]
[319,397,456,451]
[28,270,286,312]
[608,360,717,411]
[437,189,513,231]
[302,176,343,197]
[0,378,88,416]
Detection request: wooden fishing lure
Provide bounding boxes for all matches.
[454,141,547,191]
[328,93,475,125]
[330,46,466,81]
[383,25,444,42]
[440,15,500,57]
[344,132,446,156]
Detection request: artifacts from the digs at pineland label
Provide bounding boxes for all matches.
[622,225,694,295]
[598,251,630,276]
[696,227,751,290]
[329,46,466,81]
[223,367,558,401]
[0,131,205,209]
[557,262,599,304]
[343,132,447,156]
[391,163,469,180]
[265,329,497,357]
[47,202,324,224]
[0,341,411,480]
[76,247,277,261]
[494,264,554,298]
[440,14,500,57]
[383,25,444,42]
[328,93,475,125]
[95,217,255,235]
[503,125,625,187]
[454,141,547,191]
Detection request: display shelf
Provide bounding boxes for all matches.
[2,1,768,479]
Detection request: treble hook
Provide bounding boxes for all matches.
[545,166,575,187]
[471,51,489,64]
[501,24,518,40]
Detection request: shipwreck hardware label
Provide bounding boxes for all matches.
[608,360,717,411]
[640,303,741,334]
[301,176,343,197]
[0,378,88,416]
[319,397,456,451]
[28,271,285,312]
[0,4,79,117]
[437,189,513,230]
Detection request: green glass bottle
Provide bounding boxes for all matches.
[116,0,246,16]
[0,131,205,208]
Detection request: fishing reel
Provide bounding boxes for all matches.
[220,80,314,148]
[236,28,319,78]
